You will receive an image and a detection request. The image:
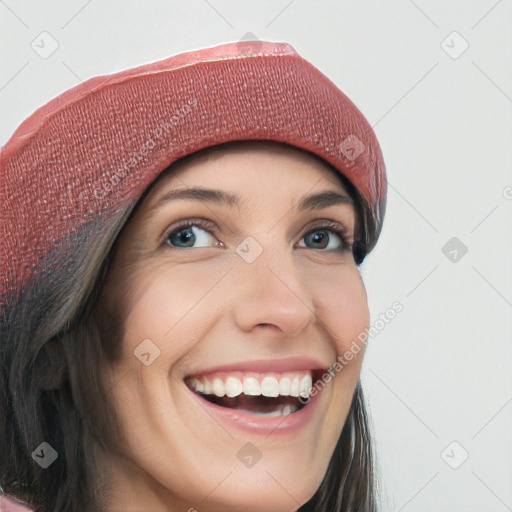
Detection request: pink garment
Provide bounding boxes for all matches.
[0,495,33,512]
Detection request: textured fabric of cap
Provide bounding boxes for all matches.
[0,40,386,307]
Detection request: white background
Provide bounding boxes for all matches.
[1,1,511,511]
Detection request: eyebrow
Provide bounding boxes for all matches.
[149,186,354,213]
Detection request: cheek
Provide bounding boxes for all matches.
[308,267,368,442]
[312,265,370,352]
[113,260,223,362]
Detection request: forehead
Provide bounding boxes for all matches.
[143,141,350,208]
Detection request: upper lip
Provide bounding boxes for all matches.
[185,356,330,377]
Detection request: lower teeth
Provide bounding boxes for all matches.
[237,404,298,416]
[193,389,303,415]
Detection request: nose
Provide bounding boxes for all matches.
[231,245,316,337]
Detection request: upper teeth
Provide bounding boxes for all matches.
[188,371,313,399]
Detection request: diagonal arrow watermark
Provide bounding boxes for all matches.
[202,0,234,28]
[266,470,301,507]
[406,266,439,298]
[197,470,234,507]
[371,62,439,129]
[0,62,29,92]
[407,0,439,28]
[472,61,512,104]
[398,472,440,511]
[471,265,512,308]
[369,368,439,438]
[389,182,439,233]
[470,204,499,233]
[471,471,512,511]
[0,0,29,28]
[61,0,93,29]
[265,0,295,28]
[472,397,512,439]
[472,0,504,29]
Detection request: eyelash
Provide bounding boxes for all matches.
[162,218,352,252]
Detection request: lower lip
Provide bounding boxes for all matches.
[186,387,322,435]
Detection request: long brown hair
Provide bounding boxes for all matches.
[1,144,380,512]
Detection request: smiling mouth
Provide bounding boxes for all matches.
[184,369,323,416]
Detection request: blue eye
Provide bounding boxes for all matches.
[164,220,351,251]
[165,221,218,248]
[298,223,351,251]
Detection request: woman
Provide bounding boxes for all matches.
[0,40,386,512]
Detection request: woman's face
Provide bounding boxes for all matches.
[97,141,370,512]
